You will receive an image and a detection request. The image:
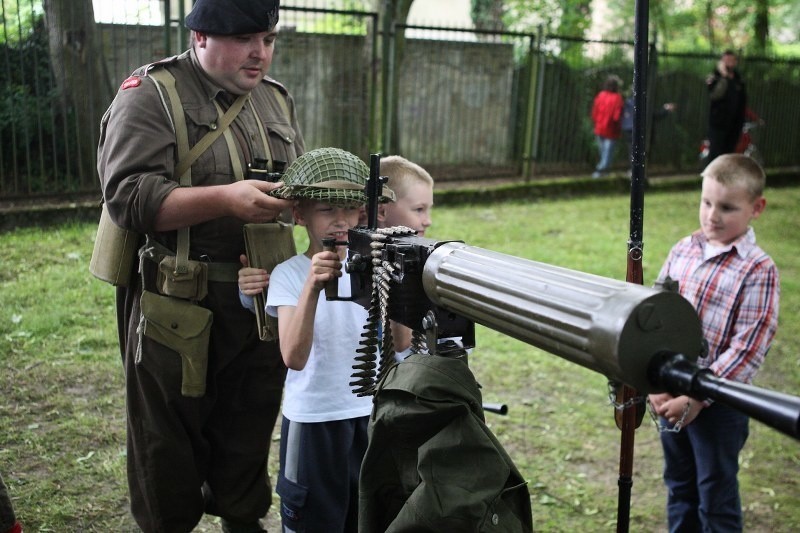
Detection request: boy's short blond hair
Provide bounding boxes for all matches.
[380,155,434,199]
[701,154,766,199]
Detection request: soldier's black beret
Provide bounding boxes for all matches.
[185,0,280,35]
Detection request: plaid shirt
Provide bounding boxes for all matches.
[658,227,779,383]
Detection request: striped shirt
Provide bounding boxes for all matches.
[658,227,779,384]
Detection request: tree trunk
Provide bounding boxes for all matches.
[43,0,112,181]
[753,0,769,54]
[377,0,414,155]
[705,0,715,51]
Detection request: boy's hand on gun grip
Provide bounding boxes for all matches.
[309,251,342,291]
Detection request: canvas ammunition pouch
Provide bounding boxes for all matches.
[89,203,140,287]
[144,236,240,291]
[156,256,209,301]
[139,290,213,397]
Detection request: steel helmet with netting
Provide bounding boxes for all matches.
[269,147,394,206]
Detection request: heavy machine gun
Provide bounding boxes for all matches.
[341,155,800,441]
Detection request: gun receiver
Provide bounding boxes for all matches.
[345,230,800,440]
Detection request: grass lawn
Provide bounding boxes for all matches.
[1,183,798,531]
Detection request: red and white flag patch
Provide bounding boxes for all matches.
[120,76,141,90]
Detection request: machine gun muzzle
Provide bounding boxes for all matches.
[650,352,800,439]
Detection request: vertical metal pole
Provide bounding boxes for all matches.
[521,28,541,181]
[164,0,171,56]
[531,31,546,179]
[368,13,379,151]
[381,0,395,154]
[617,1,649,532]
[384,23,395,154]
[178,0,187,51]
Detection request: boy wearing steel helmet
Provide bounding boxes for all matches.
[240,148,390,532]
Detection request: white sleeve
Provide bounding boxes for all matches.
[239,290,256,313]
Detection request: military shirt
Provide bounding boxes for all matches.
[97,48,305,263]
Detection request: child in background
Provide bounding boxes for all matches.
[648,153,779,532]
[239,148,386,532]
[360,155,435,358]
[373,155,434,237]
[590,75,624,178]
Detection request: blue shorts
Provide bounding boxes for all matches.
[277,416,369,532]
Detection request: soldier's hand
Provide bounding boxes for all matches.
[229,180,293,223]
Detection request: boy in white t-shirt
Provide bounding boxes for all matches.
[239,148,391,532]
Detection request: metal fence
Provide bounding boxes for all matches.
[2,1,799,201]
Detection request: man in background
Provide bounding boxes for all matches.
[705,50,747,165]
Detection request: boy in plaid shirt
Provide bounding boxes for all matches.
[648,153,779,532]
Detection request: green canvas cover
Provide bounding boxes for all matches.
[359,353,533,533]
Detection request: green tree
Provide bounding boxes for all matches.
[502,0,592,36]
[302,0,371,34]
[1,0,43,44]
[753,0,768,53]
[471,0,507,31]
[604,0,799,56]
[501,0,593,63]
[376,0,414,153]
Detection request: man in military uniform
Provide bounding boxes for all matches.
[96,0,304,531]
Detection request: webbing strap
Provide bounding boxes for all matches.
[148,68,247,274]
[218,86,286,182]
[178,94,247,179]
[213,99,246,181]
[148,69,190,183]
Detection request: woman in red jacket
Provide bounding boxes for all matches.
[591,75,624,178]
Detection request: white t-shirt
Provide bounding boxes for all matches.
[266,253,373,423]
